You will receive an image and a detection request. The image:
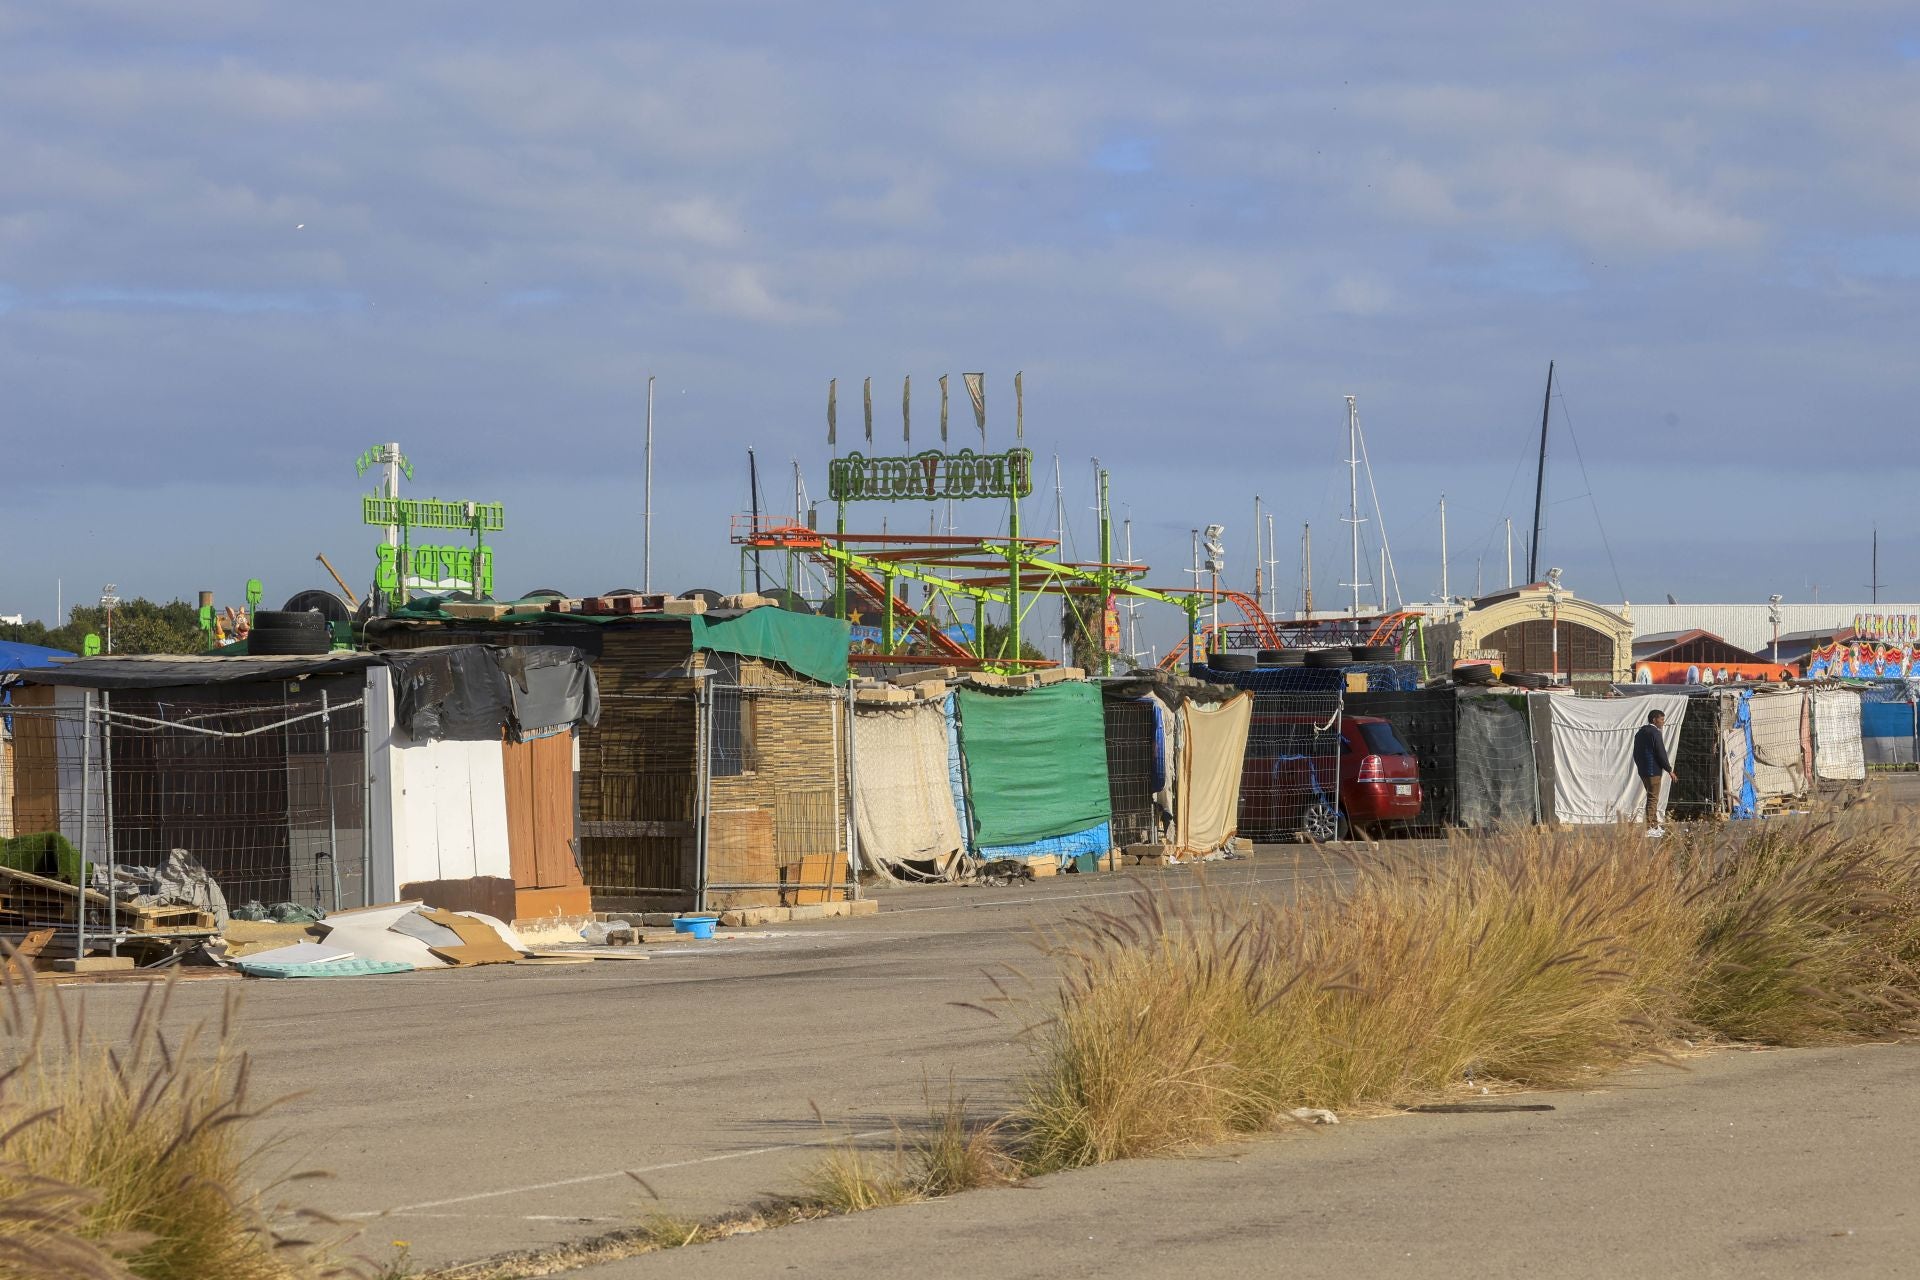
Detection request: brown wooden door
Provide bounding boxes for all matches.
[502,731,581,890]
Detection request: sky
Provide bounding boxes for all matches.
[3,1,1918,656]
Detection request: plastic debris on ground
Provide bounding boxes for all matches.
[238,957,417,979]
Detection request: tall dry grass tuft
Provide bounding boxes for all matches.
[1687,817,1920,1044]
[1019,813,1920,1174]
[0,969,364,1280]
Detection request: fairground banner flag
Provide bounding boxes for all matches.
[863,377,873,443]
[964,372,986,442]
[902,375,911,442]
[1015,370,1024,440]
[939,374,950,441]
[827,378,837,446]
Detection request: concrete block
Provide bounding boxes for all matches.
[661,597,708,615]
[1006,673,1039,689]
[721,592,774,609]
[52,956,136,974]
[848,898,880,916]
[968,672,1008,687]
[640,913,679,928]
[891,666,957,686]
[1035,667,1086,685]
[785,903,834,921]
[855,687,914,703]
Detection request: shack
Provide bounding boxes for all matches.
[1,648,599,928]
[367,601,853,912]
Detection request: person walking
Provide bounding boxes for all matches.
[1633,708,1678,836]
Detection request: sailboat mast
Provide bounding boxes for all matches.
[1346,396,1363,616]
[1528,360,1554,584]
[1439,493,1449,605]
[1302,523,1313,616]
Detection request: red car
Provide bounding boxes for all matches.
[1337,716,1423,837]
[1240,714,1423,841]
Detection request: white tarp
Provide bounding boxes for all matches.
[1812,688,1866,781]
[852,698,966,878]
[1748,688,1808,798]
[1547,694,1687,824]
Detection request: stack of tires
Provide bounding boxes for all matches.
[248,610,331,656]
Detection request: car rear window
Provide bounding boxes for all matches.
[1359,723,1411,756]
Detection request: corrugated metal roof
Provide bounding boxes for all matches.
[1628,603,1920,651]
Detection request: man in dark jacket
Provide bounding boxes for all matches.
[1632,709,1677,834]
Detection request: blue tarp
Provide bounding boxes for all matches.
[1195,660,1423,693]
[0,641,74,672]
[977,821,1114,868]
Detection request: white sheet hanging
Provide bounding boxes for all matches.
[1812,688,1866,781]
[1547,694,1687,824]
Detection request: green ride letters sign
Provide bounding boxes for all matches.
[828,448,1034,502]
[377,544,494,596]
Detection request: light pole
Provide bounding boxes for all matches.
[1545,568,1565,684]
[99,584,119,654]
[1203,524,1226,653]
[1768,593,1784,667]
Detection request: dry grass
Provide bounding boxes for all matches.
[1017,811,1920,1173]
[0,969,366,1280]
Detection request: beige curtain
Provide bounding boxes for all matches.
[1174,694,1254,854]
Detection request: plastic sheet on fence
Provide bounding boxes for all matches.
[500,646,600,737]
[956,683,1111,847]
[1812,688,1866,781]
[1748,689,1808,798]
[1859,690,1917,766]
[852,699,965,878]
[977,821,1112,866]
[383,645,596,742]
[1546,693,1687,824]
[1174,693,1253,855]
[1197,661,1423,694]
[1455,693,1539,829]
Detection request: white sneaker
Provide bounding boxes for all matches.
[1645,827,1666,839]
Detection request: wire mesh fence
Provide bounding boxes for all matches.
[1100,695,1163,847]
[576,688,701,900]
[1344,689,1457,835]
[702,681,853,911]
[1238,690,1343,841]
[1,687,367,956]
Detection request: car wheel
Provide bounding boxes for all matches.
[1302,799,1344,843]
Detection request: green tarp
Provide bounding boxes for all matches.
[691,610,850,687]
[956,682,1112,846]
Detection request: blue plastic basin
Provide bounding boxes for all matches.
[673,915,719,939]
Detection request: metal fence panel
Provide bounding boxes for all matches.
[1,690,367,958]
[701,681,853,910]
[1237,690,1343,841]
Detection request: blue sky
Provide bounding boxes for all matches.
[3,1,1918,652]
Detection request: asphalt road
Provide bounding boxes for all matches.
[584,1041,1920,1280]
[108,849,1344,1269]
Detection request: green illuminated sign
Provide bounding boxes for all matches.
[363,497,505,531]
[356,444,413,481]
[828,448,1033,502]
[377,545,495,596]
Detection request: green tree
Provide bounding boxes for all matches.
[0,599,209,655]
[979,621,1046,664]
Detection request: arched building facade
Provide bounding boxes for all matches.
[1428,584,1634,690]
